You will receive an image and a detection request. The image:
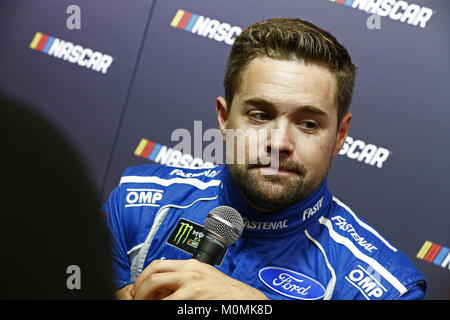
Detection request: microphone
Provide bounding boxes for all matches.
[193,206,244,265]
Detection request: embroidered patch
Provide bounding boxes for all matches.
[258,267,325,300]
[166,218,226,265]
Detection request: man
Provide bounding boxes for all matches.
[103,18,426,300]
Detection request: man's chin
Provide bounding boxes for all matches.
[234,167,307,212]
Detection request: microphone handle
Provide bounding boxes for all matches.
[193,233,227,265]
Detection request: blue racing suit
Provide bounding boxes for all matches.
[103,164,426,300]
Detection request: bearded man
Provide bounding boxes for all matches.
[104,18,426,300]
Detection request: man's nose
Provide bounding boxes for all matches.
[265,118,294,158]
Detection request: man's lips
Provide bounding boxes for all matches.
[254,165,299,175]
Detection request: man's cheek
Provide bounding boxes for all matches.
[225,128,261,165]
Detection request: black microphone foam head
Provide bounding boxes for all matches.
[204,206,244,246]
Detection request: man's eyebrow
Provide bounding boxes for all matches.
[243,97,276,108]
[243,97,328,116]
[300,105,328,116]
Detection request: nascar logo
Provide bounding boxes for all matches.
[416,240,450,270]
[338,136,391,168]
[329,0,434,28]
[135,136,389,169]
[29,32,113,74]
[134,138,214,168]
[170,9,242,45]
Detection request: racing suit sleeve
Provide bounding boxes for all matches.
[396,283,426,300]
[102,185,132,290]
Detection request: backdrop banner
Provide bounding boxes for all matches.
[0,0,448,299]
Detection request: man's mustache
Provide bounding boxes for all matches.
[247,160,306,176]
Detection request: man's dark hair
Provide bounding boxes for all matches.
[224,18,357,123]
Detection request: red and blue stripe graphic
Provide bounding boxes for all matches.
[168,8,242,45]
[416,240,450,270]
[29,32,55,54]
[170,9,200,31]
[134,138,163,162]
[328,0,356,6]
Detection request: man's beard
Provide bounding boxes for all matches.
[227,159,329,213]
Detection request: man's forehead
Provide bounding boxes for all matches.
[236,56,338,112]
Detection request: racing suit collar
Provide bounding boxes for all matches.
[219,165,332,236]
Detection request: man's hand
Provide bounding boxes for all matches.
[116,284,134,300]
[130,259,269,300]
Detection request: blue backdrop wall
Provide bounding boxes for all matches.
[0,0,448,299]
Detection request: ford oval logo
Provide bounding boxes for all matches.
[258,267,325,300]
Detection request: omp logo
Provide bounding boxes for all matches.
[134,138,214,168]
[417,240,450,270]
[29,32,113,73]
[125,188,163,208]
[170,9,242,45]
[328,0,434,28]
[345,265,387,300]
[338,136,391,168]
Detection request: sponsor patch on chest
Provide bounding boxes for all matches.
[258,267,325,300]
[166,218,226,265]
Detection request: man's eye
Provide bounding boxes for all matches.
[249,112,272,121]
[300,120,319,131]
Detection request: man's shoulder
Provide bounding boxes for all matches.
[115,164,224,205]
[314,196,426,299]
[325,196,398,254]
[104,164,224,258]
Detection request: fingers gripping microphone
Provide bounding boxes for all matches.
[193,206,244,265]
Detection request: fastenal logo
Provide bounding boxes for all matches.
[169,168,221,178]
[170,9,242,45]
[416,240,450,270]
[331,216,378,252]
[243,218,288,231]
[29,32,113,73]
[328,0,434,28]
[303,196,324,221]
[338,136,391,168]
[134,138,214,168]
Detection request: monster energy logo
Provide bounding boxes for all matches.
[167,218,205,255]
[174,222,194,245]
[167,217,227,265]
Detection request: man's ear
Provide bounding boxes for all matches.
[216,96,228,142]
[332,112,352,158]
